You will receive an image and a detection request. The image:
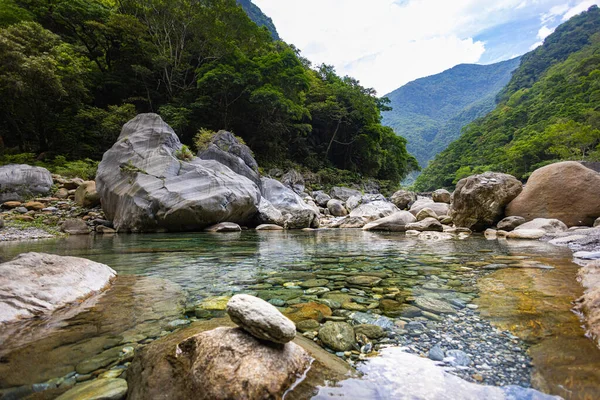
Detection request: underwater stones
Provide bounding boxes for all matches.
[296,319,320,332]
[379,299,404,316]
[226,294,296,344]
[300,279,329,288]
[256,224,284,231]
[204,222,242,232]
[414,297,456,315]
[318,322,355,352]
[346,275,381,287]
[257,289,304,302]
[56,378,128,400]
[284,302,332,323]
[350,312,395,331]
[75,347,129,375]
[354,324,386,340]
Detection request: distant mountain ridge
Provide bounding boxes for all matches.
[381,57,521,181]
[237,0,280,40]
[414,5,600,191]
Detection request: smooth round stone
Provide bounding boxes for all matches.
[305,287,330,295]
[256,224,284,231]
[429,344,445,361]
[296,319,320,332]
[166,319,191,331]
[227,294,296,344]
[346,275,382,287]
[342,301,367,311]
[300,279,329,288]
[318,321,356,352]
[414,297,456,315]
[268,298,286,307]
[354,324,386,339]
[56,378,128,400]
[204,222,242,232]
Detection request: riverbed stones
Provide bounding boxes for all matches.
[204,222,242,232]
[506,229,546,240]
[0,164,53,202]
[256,224,284,231]
[301,279,329,288]
[350,312,395,330]
[507,161,600,227]
[406,217,444,232]
[349,201,399,222]
[327,199,348,217]
[390,190,416,210]
[127,327,311,400]
[74,181,100,208]
[60,219,90,235]
[75,346,127,374]
[575,260,600,347]
[514,218,568,234]
[354,324,386,339]
[0,253,116,325]
[362,211,417,232]
[432,189,451,204]
[497,216,526,231]
[318,321,355,351]
[330,187,361,202]
[96,113,260,232]
[56,378,128,400]
[261,178,319,229]
[285,302,332,323]
[451,172,522,231]
[414,297,456,314]
[226,294,296,344]
[346,275,381,287]
[296,319,320,332]
[445,350,471,367]
[23,201,45,211]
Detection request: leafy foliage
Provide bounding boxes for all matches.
[415,6,600,191]
[0,0,417,182]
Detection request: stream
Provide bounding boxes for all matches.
[0,230,598,399]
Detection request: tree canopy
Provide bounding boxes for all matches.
[0,0,417,183]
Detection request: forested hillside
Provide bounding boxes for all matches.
[237,0,279,40]
[0,0,417,183]
[415,5,600,191]
[382,57,520,177]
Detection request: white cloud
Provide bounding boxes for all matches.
[537,25,555,39]
[530,40,544,50]
[562,0,600,19]
[253,0,600,94]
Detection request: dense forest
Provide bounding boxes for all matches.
[382,57,520,183]
[415,5,600,191]
[0,0,417,183]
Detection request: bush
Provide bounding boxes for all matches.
[175,145,194,161]
[0,153,98,179]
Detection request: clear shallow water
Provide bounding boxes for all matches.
[0,230,598,399]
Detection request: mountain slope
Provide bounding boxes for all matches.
[237,0,279,40]
[414,5,600,191]
[381,57,521,175]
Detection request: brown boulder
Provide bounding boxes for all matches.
[284,302,332,323]
[451,172,522,231]
[127,326,311,400]
[506,162,600,227]
[75,181,101,208]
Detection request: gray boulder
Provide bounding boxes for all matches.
[406,217,444,232]
[390,190,416,210]
[281,170,305,194]
[0,253,116,325]
[451,172,522,231]
[204,222,242,233]
[432,189,451,204]
[514,218,568,234]
[349,201,399,222]
[497,216,526,231]
[318,321,355,352]
[409,199,450,216]
[0,164,53,202]
[226,294,296,344]
[330,186,361,202]
[362,211,416,232]
[60,219,90,235]
[197,130,261,188]
[595,217,600,228]
[346,193,386,211]
[313,191,332,207]
[96,114,260,232]
[261,178,319,229]
[327,199,348,217]
[255,198,285,226]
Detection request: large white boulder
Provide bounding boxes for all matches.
[0,253,116,326]
[96,114,261,232]
[0,164,53,202]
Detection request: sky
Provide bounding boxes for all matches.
[253,0,600,95]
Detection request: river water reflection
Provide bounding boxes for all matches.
[0,230,598,399]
